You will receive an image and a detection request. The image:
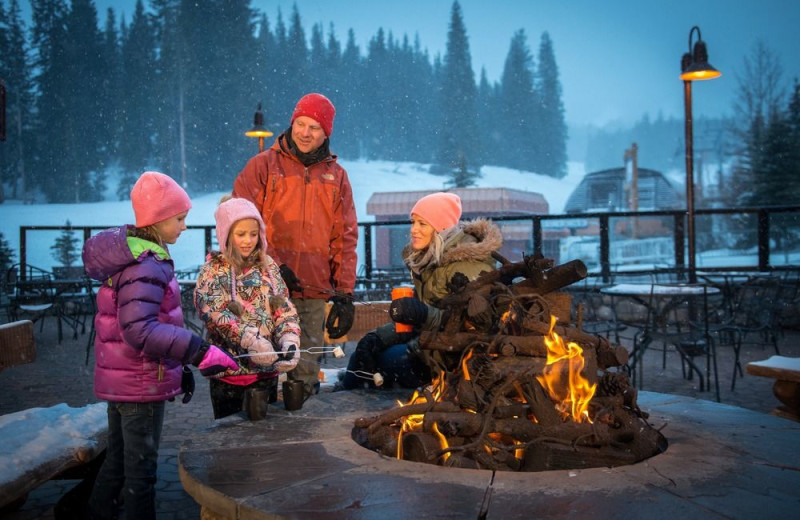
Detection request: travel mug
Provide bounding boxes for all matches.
[283,380,306,411]
[243,388,269,421]
[391,286,415,333]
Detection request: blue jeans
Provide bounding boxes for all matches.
[342,343,430,389]
[88,401,165,520]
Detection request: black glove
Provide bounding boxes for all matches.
[181,366,195,404]
[279,264,303,293]
[349,331,385,375]
[326,294,355,339]
[389,297,429,327]
[405,336,423,360]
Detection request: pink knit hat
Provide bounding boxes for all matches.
[410,192,462,232]
[291,93,336,137]
[214,197,268,254]
[130,171,192,228]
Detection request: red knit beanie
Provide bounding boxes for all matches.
[131,171,192,228]
[214,197,268,254]
[410,192,462,232]
[291,93,336,137]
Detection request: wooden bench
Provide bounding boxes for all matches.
[746,355,800,421]
[1,322,108,513]
[0,403,108,513]
[0,320,36,371]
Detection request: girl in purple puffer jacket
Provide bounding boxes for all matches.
[82,171,239,520]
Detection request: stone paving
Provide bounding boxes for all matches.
[0,319,798,519]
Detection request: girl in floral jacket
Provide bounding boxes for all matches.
[194,196,301,418]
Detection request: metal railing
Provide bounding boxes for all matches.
[16,205,800,283]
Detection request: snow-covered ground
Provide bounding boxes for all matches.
[0,160,587,273]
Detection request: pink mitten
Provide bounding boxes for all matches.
[240,328,278,366]
[196,345,239,377]
[274,338,300,372]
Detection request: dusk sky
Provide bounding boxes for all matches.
[63,1,800,126]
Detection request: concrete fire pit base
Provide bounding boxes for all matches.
[179,390,800,519]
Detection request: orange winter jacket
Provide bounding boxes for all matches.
[232,135,358,300]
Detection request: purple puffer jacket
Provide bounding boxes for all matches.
[82,225,204,402]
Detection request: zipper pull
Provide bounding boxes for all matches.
[158,362,164,381]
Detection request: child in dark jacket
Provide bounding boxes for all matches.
[82,171,239,520]
[194,196,301,418]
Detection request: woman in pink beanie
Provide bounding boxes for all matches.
[194,195,302,418]
[341,192,503,390]
[82,171,239,520]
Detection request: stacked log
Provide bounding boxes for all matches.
[353,255,667,472]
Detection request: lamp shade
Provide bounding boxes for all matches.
[245,102,274,138]
[680,35,721,81]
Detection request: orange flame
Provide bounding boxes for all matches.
[431,422,451,462]
[536,316,597,422]
[396,370,447,460]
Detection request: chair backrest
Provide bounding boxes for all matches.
[730,276,782,330]
[3,265,18,295]
[645,283,711,338]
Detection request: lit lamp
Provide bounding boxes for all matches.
[245,102,273,153]
[680,26,721,283]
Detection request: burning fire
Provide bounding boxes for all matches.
[394,315,597,464]
[536,316,597,422]
[396,371,447,460]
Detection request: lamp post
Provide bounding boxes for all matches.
[245,102,273,153]
[680,26,721,283]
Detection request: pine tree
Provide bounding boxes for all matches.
[283,5,308,112]
[536,31,567,178]
[436,1,479,182]
[335,28,363,159]
[498,29,537,172]
[476,68,499,167]
[445,152,479,188]
[62,0,105,202]
[30,0,70,202]
[0,231,14,275]
[150,0,184,187]
[119,0,157,176]
[50,220,80,267]
[0,0,35,202]
[98,7,122,161]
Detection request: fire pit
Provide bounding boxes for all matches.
[354,255,666,471]
[178,390,800,519]
[177,258,800,518]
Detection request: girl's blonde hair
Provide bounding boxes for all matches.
[224,234,267,274]
[130,225,165,247]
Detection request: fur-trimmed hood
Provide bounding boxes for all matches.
[402,217,503,308]
[439,218,503,266]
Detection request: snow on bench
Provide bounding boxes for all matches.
[0,402,108,510]
[747,355,800,383]
[746,356,800,422]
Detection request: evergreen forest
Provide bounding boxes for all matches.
[0,0,568,203]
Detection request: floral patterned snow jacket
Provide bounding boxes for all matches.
[82,225,205,402]
[194,252,301,384]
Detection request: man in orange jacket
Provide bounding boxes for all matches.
[233,93,358,395]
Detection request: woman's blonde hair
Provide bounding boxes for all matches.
[404,228,450,275]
